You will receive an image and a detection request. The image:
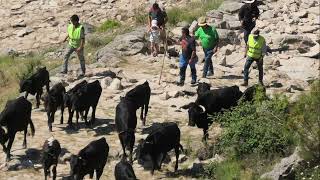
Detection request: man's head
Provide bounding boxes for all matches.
[152,3,159,10]
[70,15,79,25]
[198,16,208,27]
[182,27,190,38]
[253,29,260,39]
[243,0,257,7]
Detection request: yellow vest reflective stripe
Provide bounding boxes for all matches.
[247,34,265,59]
[68,24,83,48]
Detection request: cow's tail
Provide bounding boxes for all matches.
[29,119,35,137]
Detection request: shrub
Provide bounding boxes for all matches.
[215,95,294,157]
[97,20,121,32]
[87,35,114,48]
[291,81,320,160]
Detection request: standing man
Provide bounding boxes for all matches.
[177,27,197,86]
[242,29,266,86]
[238,0,260,45]
[194,17,219,78]
[148,3,168,43]
[61,14,86,76]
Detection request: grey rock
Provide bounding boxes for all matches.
[188,159,205,175]
[261,148,303,180]
[101,77,113,88]
[11,19,26,28]
[269,81,283,88]
[17,27,34,37]
[83,22,96,34]
[218,1,243,13]
[216,29,240,45]
[95,47,122,67]
[206,10,223,19]
[109,78,122,90]
[160,92,170,101]
[227,21,242,30]
[293,11,308,18]
[260,10,276,20]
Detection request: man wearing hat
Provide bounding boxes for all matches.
[194,17,219,78]
[239,0,260,45]
[242,29,266,86]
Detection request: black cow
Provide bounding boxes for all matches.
[182,86,243,140]
[66,137,109,180]
[115,97,137,163]
[64,80,88,128]
[240,84,267,102]
[197,82,211,96]
[137,122,183,174]
[0,97,35,161]
[20,67,50,108]
[43,83,66,131]
[114,158,137,180]
[125,81,151,126]
[69,80,102,126]
[42,137,61,180]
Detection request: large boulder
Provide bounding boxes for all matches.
[218,1,243,14]
[216,29,240,45]
[261,148,303,180]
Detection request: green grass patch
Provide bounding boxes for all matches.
[167,0,223,25]
[97,19,121,32]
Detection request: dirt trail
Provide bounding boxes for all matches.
[0,55,216,180]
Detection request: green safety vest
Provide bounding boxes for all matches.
[68,24,83,48]
[247,34,265,59]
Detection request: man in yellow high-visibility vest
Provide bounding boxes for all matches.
[61,15,85,76]
[241,29,266,86]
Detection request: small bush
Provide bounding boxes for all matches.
[291,81,320,160]
[97,20,121,32]
[215,95,294,157]
[87,35,114,48]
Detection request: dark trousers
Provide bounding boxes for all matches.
[243,56,263,82]
[203,48,214,77]
[243,23,256,44]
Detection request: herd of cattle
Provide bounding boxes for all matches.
[0,67,266,180]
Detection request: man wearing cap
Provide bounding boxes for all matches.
[239,0,260,45]
[194,17,219,78]
[241,29,266,86]
[61,14,86,76]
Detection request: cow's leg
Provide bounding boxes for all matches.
[151,154,157,175]
[6,133,16,161]
[47,112,53,132]
[24,92,29,99]
[90,106,97,125]
[158,153,166,169]
[96,166,105,180]
[36,93,41,108]
[84,108,90,126]
[76,111,80,127]
[52,164,57,180]
[60,105,64,124]
[202,128,209,141]
[46,82,50,92]
[144,103,149,126]
[44,167,48,180]
[174,145,180,171]
[129,133,135,163]
[140,106,144,122]
[23,128,27,149]
[119,134,127,159]
[67,109,75,129]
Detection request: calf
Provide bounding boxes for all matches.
[43,83,66,131]
[182,86,243,140]
[240,84,267,102]
[70,80,102,126]
[0,97,35,161]
[197,82,211,96]
[42,137,61,180]
[115,97,137,163]
[125,81,151,126]
[137,122,183,174]
[20,67,50,108]
[114,158,137,180]
[66,137,109,180]
[64,80,88,128]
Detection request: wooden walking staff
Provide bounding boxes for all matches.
[158,28,168,85]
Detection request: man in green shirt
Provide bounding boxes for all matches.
[194,17,219,78]
[61,14,85,76]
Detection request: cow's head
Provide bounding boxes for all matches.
[0,127,8,151]
[19,79,32,93]
[181,103,207,126]
[136,139,153,165]
[197,82,211,96]
[67,155,86,180]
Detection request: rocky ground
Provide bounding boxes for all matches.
[0,0,319,179]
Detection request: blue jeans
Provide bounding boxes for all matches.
[243,56,263,81]
[203,48,214,77]
[179,55,196,82]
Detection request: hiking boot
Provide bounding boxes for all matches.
[241,80,248,86]
[60,70,67,74]
[176,80,184,86]
[207,72,214,77]
[191,79,196,85]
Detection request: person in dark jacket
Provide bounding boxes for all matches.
[238,0,260,45]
